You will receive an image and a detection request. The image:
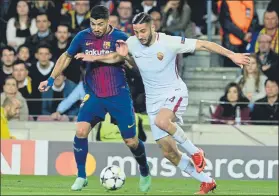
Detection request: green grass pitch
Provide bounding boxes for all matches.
[1,175,277,195]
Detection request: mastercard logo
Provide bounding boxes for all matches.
[55,152,96,176]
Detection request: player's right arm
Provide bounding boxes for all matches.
[75,39,137,68]
[38,32,83,92]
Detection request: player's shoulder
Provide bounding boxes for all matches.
[75,28,91,38]
[126,35,139,45]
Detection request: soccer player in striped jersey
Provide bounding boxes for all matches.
[38,6,151,192]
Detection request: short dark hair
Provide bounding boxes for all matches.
[1,46,16,56]
[264,79,279,87]
[56,23,70,32]
[132,12,152,24]
[35,44,51,54]
[13,60,28,70]
[36,11,49,21]
[90,5,109,20]
[17,44,29,54]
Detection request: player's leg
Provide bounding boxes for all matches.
[105,88,151,192]
[71,93,105,191]
[154,95,206,173]
[156,136,216,194]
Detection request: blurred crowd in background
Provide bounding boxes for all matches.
[0,0,278,129]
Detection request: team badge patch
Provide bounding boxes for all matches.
[157,52,164,60]
[103,41,111,49]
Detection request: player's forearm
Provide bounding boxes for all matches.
[50,52,72,79]
[196,40,235,59]
[94,52,124,64]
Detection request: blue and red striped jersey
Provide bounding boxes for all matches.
[67,27,128,97]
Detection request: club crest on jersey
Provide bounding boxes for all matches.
[103,41,111,49]
[157,52,164,60]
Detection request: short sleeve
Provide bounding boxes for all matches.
[126,37,134,54]
[66,31,83,57]
[166,35,197,54]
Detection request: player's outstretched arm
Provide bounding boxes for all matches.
[38,52,72,92]
[75,52,124,64]
[195,40,250,68]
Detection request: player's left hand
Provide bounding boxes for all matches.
[229,53,250,68]
[75,53,96,62]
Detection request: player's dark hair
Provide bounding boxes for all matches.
[90,5,109,20]
[132,12,152,24]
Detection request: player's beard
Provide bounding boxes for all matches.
[142,28,153,46]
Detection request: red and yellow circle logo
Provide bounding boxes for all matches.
[55,152,96,176]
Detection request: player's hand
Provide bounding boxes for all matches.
[75,53,96,62]
[38,80,50,92]
[229,53,250,69]
[116,40,129,57]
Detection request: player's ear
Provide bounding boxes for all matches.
[151,24,156,32]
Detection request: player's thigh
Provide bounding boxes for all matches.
[162,92,188,125]
[148,113,169,141]
[105,88,136,139]
[77,92,106,129]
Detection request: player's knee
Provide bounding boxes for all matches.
[155,117,170,131]
[76,126,90,138]
[124,137,138,150]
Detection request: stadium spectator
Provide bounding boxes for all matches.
[267,0,279,17]
[148,8,162,32]
[161,0,194,37]
[1,76,29,121]
[1,97,20,139]
[137,0,159,14]
[29,0,61,32]
[125,67,146,113]
[98,0,116,14]
[12,60,38,116]
[109,15,120,28]
[117,0,134,36]
[236,54,267,103]
[256,34,279,82]
[42,73,78,119]
[16,44,32,67]
[52,23,81,84]
[247,9,278,54]
[0,46,16,92]
[53,81,85,121]
[251,79,279,125]
[219,0,255,67]
[211,82,250,124]
[188,0,218,36]
[6,1,37,51]
[61,0,90,36]
[24,12,55,54]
